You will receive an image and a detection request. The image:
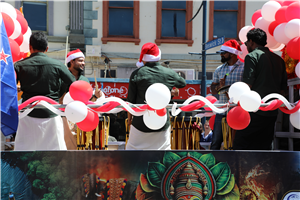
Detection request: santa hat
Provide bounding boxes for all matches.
[136,42,161,68]
[216,39,241,55]
[66,49,85,64]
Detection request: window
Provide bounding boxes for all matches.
[209,1,245,41]
[156,1,193,46]
[102,1,140,45]
[23,1,47,32]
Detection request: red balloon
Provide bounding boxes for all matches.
[15,8,23,16]
[268,21,280,36]
[14,32,24,46]
[209,115,216,130]
[23,52,29,59]
[282,0,297,6]
[8,38,21,62]
[69,80,93,103]
[77,109,99,132]
[286,37,300,60]
[16,13,28,34]
[204,95,218,111]
[19,51,24,58]
[275,6,288,24]
[286,1,300,21]
[251,9,262,26]
[227,106,251,130]
[156,108,167,116]
[2,13,14,37]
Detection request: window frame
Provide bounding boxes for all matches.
[209,1,245,41]
[155,1,193,46]
[22,0,48,33]
[102,1,140,45]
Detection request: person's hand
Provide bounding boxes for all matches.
[219,77,225,88]
[94,89,102,98]
[171,88,179,97]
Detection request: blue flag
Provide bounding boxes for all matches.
[0,17,19,136]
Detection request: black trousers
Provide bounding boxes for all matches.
[233,112,277,150]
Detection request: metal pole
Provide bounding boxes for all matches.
[201,0,207,125]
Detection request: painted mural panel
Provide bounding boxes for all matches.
[1,151,300,200]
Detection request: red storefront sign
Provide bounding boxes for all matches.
[90,82,211,100]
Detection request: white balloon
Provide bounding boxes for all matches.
[63,92,74,104]
[239,43,249,60]
[9,18,21,39]
[255,17,271,33]
[290,108,300,130]
[295,62,300,79]
[145,83,171,110]
[266,33,280,49]
[239,25,254,43]
[0,12,2,24]
[19,26,31,52]
[228,82,251,104]
[270,43,285,52]
[65,101,88,123]
[239,91,262,112]
[0,2,17,19]
[261,1,281,22]
[274,23,290,45]
[143,110,167,130]
[285,19,300,39]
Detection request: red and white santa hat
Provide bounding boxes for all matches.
[66,49,85,64]
[217,39,241,55]
[136,42,161,68]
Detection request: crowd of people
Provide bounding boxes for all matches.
[3,27,288,151]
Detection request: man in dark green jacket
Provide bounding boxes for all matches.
[14,31,76,150]
[126,42,186,150]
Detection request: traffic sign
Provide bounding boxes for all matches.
[204,36,225,50]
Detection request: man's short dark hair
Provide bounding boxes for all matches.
[30,31,48,51]
[246,28,267,46]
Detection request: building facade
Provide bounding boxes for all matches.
[8,0,268,81]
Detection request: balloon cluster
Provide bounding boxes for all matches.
[63,81,99,132]
[0,2,31,62]
[238,0,300,73]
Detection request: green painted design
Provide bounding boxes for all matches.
[210,162,231,191]
[222,184,240,200]
[176,151,188,158]
[163,152,181,169]
[146,162,166,188]
[189,151,203,160]
[200,153,216,169]
[217,174,235,195]
[139,173,157,193]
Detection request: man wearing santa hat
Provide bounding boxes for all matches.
[126,42,186,150]
[61,49,103,102]
[210,39,244,150]
[14,32,76,151]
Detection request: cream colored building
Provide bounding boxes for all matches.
[8,0,269,81]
